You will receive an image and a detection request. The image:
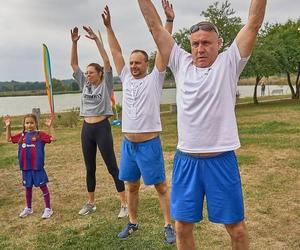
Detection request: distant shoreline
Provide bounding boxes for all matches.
[0,82,290,98]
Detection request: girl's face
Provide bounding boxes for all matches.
[24,117,37,132]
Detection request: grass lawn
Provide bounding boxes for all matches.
[0,99,299,250]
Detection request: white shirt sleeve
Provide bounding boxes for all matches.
[227,40,250,77]
[168,43,190,80]
[119,65,130,83]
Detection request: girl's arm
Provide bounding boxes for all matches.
[83,26,111,72]
[44,115,56,141]
[4,115,12,142]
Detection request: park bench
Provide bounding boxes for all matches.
[271,89,283,95]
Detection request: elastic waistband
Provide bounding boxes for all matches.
[176,150,234,160]
[123,136,160,146]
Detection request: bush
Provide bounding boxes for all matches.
[55,109,80,128]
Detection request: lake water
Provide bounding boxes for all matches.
[0,85,292,116]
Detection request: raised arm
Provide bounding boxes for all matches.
[44,114,56,141]
[83,26,111,72]
[138,0,175,67]
[4,115,12,142]
[155,0,175,71]
[162,0,174,34]
[70,27,80,72]
[236,0,267,58]
[101,6,125,76]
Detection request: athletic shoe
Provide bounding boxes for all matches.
[41,208,53,219]
[118,205,128,218]
[19,207,33,218]
[118,223,139,238]
[164,224,176,244]
[78,203,96,215]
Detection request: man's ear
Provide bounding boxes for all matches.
[218,37,223,50]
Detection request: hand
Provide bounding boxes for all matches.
[44,114,55,128]
[162,0,174,21]
[4,115,11,127]
[101,5,111,28]
[83,26,98,40]
[71,27,80,43]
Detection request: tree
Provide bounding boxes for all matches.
[201,0,242,51]
[70,81,80,91]
[52,78,65,92]
[241,24,280,104]
[148,51,174,80]
[173,28,191,53]
[267,19,300,99]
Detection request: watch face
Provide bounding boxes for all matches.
[22,143,26,148]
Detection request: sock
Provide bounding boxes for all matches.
[25,187,32,208]
[40,185,51,208]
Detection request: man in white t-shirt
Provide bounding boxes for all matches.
[101,2,176,244]
[138,0,267,249]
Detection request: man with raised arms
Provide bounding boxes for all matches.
[137,0,267,249]
[101,0,176,244]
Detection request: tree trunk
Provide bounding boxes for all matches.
[253,75,260,104]
[286,71,297,99]
[295,62,300,99]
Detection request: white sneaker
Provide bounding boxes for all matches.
[19,207,33,218]
[118,205,128,218]
[78,203,96,216]
[41,208,53,219]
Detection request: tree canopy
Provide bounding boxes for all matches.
[148,1,300,101]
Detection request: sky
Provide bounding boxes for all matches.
[0,0,299,82]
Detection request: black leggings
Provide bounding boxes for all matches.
[81,119,125,193]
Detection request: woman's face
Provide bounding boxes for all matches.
[24,117,37,132]
[85,66,103,84]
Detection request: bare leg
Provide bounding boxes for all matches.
[127,181,140,224]
[225,221,249,250]
[88,192,95,204]
[154,181,171,226]
[118,190,127,206]
[176,221,195,250]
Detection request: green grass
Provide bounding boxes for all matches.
[239,120,300,134]
[0,99,300,249]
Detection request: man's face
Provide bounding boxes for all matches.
[129,52,148,79]
[190,30,222,68]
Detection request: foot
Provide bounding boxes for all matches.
[164,224,176,244]
[118,223,138,238]
[19,207,33,218]
[41,208,53,219]
[78,203,96,216]
[118,205,128,218]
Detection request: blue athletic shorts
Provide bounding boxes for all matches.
[119,136,166,185]
[171,150,244,224]
[22,169,49,188]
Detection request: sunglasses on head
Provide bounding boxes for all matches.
[189,22,220,37]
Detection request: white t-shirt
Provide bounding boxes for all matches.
[168,40,249,153]
[119,66,165,133]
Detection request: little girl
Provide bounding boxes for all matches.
[4,113,55,219]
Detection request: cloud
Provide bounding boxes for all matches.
[0,0,299,81]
